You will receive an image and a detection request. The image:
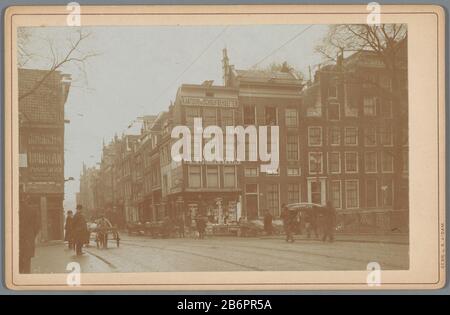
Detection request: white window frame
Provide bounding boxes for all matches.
[363,96,377,116]
[245,183,260,216]
[285,108,298,128]
[188,165,202,188]
[328,85,338,99]
[308,152,323,175]
[265,183,281,217]
[344,127,358,146]
[287,135,299,161]
[365,179,378,208]
[345,151,359,173]
[381,151,394,173]
[205,165,220,188]
[329,127,341,146]
[345,179,360,209]
[223,165,237,188]
[380,125,394,147]
[308,126,323,147]
[364,127,377,147]
[330,180,342,209]
[364,151,378,174]
[327,151,341,174]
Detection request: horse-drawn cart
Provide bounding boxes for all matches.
[95,226,120,249]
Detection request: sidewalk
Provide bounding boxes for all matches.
[31,242,111,274]
[258,233,409,245]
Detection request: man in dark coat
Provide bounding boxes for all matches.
[196,217,206,240]
[322,201,337,242]
[64,210,74,249]
[281,204,295,242]
[19,194,40,274]
[263,210,273,235]
[72,205,89,255]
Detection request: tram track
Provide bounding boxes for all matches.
[119,238,406,270]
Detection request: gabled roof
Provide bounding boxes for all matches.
[235,69,298,81]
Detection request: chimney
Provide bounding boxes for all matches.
[222,48,230,86]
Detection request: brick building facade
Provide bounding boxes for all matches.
[19,68,71,241]
[80,43,408,233]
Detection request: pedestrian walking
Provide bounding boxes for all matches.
[322,201,337,242]
[196,217,206,240]
[19,194,39,274]
[263,210,273,235]
[281,204,295,242]
[72,205,89,255]
[64,210,74,249]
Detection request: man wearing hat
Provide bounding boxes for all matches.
[72,205,89,255]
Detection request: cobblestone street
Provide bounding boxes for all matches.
[32,234,409,273]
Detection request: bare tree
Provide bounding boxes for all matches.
[316,24,408,210]
[18,28,100,102]
[259,61,304,80]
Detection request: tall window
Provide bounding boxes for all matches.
[265,106,277,125]
[366,179,378,208]
[328,85,337,98]
[245,184,259,219]
[308,127,322,146]
[221,109,234,127]
[206,165,219,188]
[403,150,409,173]
[344,127,358,146]
[365,151,378,173]
[203,108,217,126]
[223,166,236,188]
[185,107,200,128]
[328,152,341,174]
[363,96,377,116]
[328,102,340,120]
[345,180,359,209]
[285,108,298,127]
[381,100,393,118]
[188,165,201,188]
[243,105,256,125]
[329,127,341,146]
[287,135,299,160]
[381,151,394,173]
[287,184,300,204]
[266,184,280,216]
[381,178,393,207]
[380,125,393,146]
[345,152,359,173]
[364,127,377,146]
[309,152,323,174]
[330,181,342,209]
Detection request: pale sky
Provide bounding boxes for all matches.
[21,24,329,211]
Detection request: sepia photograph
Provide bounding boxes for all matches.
[3,5,445,290]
